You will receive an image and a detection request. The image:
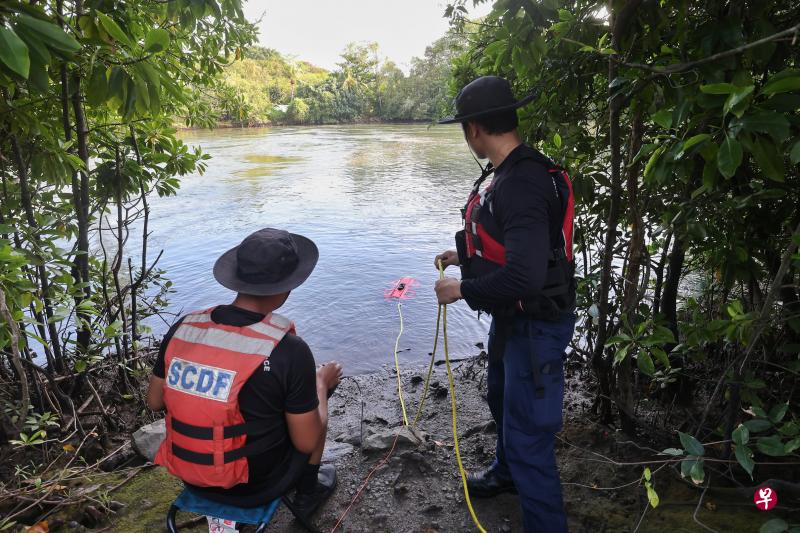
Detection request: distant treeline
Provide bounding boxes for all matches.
[213,35,464,126]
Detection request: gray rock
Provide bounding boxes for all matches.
[334,428,363,446]
[131,418,165,462]
[461,420,497,438]
[362,426,427,452]
[323,440,354,462]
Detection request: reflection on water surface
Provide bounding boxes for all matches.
[135,125,490,374]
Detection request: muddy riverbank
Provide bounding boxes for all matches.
[93,353,791,532]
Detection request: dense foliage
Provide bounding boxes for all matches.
[446,0,799,527]
[215,35,466,125]
[2,0,799,529]
[0,1,254,526]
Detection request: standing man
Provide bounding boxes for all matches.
[147,228,341,520]
[434,76,576,532]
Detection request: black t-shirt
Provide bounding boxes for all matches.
[460,144,565,310]
[153,305,318,503]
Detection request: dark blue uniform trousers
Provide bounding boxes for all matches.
[487,313,575,533]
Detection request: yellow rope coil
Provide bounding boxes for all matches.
[412,303,440,428]
[438,261,487,533]
[392,301,409,426]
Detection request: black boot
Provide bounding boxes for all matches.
[466,467,517,498]
[290,464,337,518]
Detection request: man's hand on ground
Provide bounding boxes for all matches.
[317,361,343,392]
[434,249,459,269]
[435,277,462,304]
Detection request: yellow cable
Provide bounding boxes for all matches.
[412,303,440,428]
[392,301,409,426]
[438,262,487,533]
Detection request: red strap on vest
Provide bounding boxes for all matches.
[464,166,575,264]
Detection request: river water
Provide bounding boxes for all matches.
[140,124,491,374]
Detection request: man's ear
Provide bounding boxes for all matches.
[465,121,479,140]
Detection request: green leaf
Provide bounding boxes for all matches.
[96,12,132,48]
[644,145,667,181]
[750,135,785,182]
[680,457,695,478]
[672,98,692,128]
[791,140,800,165]
[558,9,575,21]
[122,77,137,118]
[13,25,50,65]
[682,134,711,153]
[613,344,629,366]
[735,444,755,478]
[690,460,705,484]
[0,27,30,78]
[732,424,750,446]
[679,432,705,456]
[107,67,129,108]
[27,56,49,92]
[744,419,772,433]
[769,403,789,424]
[16,15,80,54]
[762,76,800,96]
[757,436,786,457]
[717,135,742,178]
[137,62,160,90]
[86,67,108,106]
[134,74,150,113]
[651,325,676,344]
[645,481,659,508]
[700,83,737,95]
[780,420,800,436]
[760,518,789,533]
[661,448,684,456]
[723,85,754,117]
[652,109,672,129]
[650,347,670,367]
[784,438,800,454]
[637,351,655,376]
[553,132,562,148]
[740,111,791,141]
[144,28,170,53]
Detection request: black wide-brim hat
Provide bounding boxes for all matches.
[438,75,535,124]
[213,228,318,296]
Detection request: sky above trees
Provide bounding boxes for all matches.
[243,0,491,72]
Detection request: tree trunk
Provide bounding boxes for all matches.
[662,233,685,341]
[71,74,93,353]
[128,127,150,355]
[113,147,130,363]
[0,286,29,431]
[653,230,673,316]
[617,107,645,435]
[591,5,631,423]
[9,135,65,372]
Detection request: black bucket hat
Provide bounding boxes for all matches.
[213,228,318,296]
[438,76,535,124]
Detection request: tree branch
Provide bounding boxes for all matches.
[617,23,800,75]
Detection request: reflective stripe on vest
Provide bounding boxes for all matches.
[154,308,294,489]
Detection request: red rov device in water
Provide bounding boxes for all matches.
[384,277,419,299]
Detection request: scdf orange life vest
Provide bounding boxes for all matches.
[154,308,294,489]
